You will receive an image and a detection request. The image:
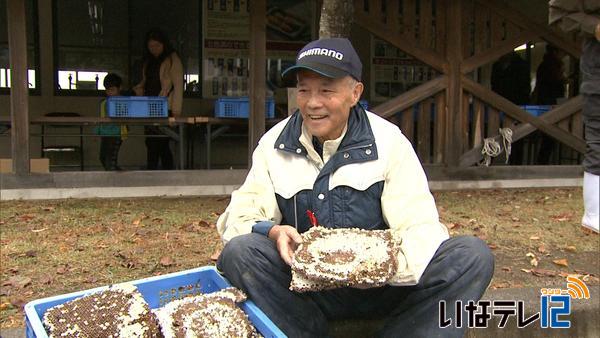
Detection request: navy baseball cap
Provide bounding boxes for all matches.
[282,38,362,85]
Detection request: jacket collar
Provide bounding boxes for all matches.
[274,104,376,155]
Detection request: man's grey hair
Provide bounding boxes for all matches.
[347,77,359,89]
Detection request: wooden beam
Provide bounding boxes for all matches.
[248,0,266,166]
[433,91,446,163]
[355,10,448,72]
[371,76,447,118]
[477,0,581,57]
[434,0,446,55]
[445,0,464,166]
[7,0,30,174]
[458,92,585,166]
[461,31,536,74]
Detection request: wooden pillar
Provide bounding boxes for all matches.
[444,0,463,166]
[7,0,30,174]
[248,0,266,167]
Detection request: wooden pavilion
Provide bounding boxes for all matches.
[3,0,585,179]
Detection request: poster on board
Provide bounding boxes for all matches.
[370,36,436,103]
[202,0,314,99]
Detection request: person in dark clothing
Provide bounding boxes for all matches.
[491,51,531,165]
[133,28,184,170]
[533,44,567,164]
[534,45,567,105]
[491,51,531,105]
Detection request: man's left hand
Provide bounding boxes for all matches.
[268,225,303,266]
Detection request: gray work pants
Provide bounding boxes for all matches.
[218,234,494,338]
[583,94,600,175]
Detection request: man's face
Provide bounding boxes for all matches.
[296,70,363,143]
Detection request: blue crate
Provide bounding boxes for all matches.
[24,266,285,338]
[520,105,552,117]
[215,96,275,119]
[106,96,168,118]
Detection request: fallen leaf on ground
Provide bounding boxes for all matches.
[446,222,460,229]
[526,252,538,267]
[488,243,497,249]
[565,246,577,252]
[198,220,210,228]
[531,268,558,277]
[31,228,48,233]
[19,214,36,221]
[2,276,32,289]
[85,276,98,284]
[210,248,222,261]
[552,259,569,267]
[9,298,26,309]
[550,213,573,222]
[39,276,54,285]
[42,206,55,212]
[537,245,546,253]
[501,266,512,272]
[132,219,141,226]
[160,256,174,267]
[520,268,531,273]
[529,236,540,240]
[491,281,511,289]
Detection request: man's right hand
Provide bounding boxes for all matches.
[268,225,303,266]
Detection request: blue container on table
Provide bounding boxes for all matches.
[215,96,275,119]
[24,266,285,338]
[519,105,552,117]
[106,96,168,118]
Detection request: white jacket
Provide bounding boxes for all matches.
[217,106,449,285]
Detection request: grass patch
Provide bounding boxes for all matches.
[1,188,598,328]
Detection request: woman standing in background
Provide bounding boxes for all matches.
[134,28,183,170]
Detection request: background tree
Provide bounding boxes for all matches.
[319,0,354,38]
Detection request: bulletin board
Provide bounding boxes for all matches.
[202,0,315,99]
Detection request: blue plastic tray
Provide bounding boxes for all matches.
[106,96,168,118]
[215,96,275,119]
[24,266,285,338]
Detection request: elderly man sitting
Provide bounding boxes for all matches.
[216,38,494,338]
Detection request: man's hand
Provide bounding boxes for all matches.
[595,22,600,41]
[268,225,303,266]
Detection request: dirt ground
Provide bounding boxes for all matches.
[0,188,598,328]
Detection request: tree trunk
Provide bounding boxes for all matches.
[319,0,354,38]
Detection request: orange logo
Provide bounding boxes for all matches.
[566,276,590,299]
